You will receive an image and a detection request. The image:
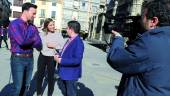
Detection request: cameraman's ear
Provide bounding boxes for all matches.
[151,17,159,27]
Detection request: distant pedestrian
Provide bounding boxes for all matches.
[82,29,88,40]
[54,20,84,96]
[0,26,3,48]
[8,2,42,96]
[36,18,65,96]
[2,25,9,49]
[107,0,170,96]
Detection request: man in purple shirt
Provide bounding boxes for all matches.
[8,2,42,96]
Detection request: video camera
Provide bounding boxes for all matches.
[103,0,146,41]
[104,15,144,40]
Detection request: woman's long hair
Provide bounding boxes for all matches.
[42,18,53,34]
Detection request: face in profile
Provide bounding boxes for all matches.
[141,9,149,30]
[141,8,158,31]
[66,26,72,37]
[47,21,55,32]
[26,7,37,21]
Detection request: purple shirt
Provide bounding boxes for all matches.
[8,18,42,54]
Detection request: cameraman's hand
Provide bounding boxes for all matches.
[112,30,122,37]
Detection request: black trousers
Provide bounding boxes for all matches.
[36,53,55,95]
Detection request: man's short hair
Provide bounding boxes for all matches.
[22,2,37,12]
[67,21,81,34]
[142,0,170,26]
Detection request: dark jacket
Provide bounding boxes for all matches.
[107,26,170,96]
[2,28,8,40]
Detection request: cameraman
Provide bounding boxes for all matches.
[107,0,170,96]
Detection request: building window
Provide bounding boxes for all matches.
[40,19,44,26]
[52,2,56,6]
[82,2,85,7]
[13,11,21,18]
[51,11,56,19]
[31,0,35,3]
[13,0,23,6]
[73,0,79,9]
[40,9,45,18]
[82,0,85,7]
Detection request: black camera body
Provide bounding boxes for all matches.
[104,0,146,41]
[104,15,144,40]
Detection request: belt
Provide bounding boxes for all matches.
[12,53,33,58]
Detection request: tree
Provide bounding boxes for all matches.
[0,0,11,26]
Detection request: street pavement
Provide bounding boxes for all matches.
[0,40,122,96]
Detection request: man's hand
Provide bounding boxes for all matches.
[54,55,61,64]
[112,30,122,37]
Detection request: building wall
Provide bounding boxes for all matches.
[34,0,63,30]
[62,0,102,31]
[9,0,102,31]
[9,0,22,21]
[10,0,63,30]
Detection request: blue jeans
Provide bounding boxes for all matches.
[60,79,78,96]
[10,55,33,96]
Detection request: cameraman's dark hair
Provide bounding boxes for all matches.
[142,0,170,26]
[22,2,37,12]
[67,20,81,34]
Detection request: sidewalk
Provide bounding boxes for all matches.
[0,41,122,96]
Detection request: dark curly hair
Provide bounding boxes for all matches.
[142,0,170,26]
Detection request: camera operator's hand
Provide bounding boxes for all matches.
[112,30,122,37]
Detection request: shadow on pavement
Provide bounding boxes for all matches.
[0,73,94,96]
[0,72,48,96]
[0,83,14,96]
[77,82,94,96]
[57,79,94,96]
[27,72,48,96]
